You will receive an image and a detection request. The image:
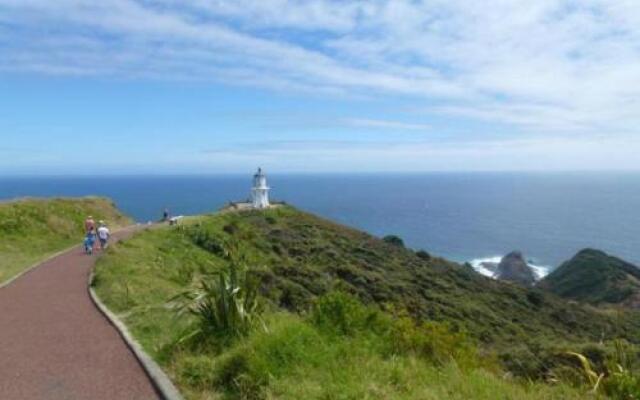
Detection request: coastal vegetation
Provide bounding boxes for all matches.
[0,197,130,284]
[539,249,640,308]
[93,205,640,399]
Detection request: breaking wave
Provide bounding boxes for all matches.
[469,256,551,280]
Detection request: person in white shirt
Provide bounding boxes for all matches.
[97,221,111,250]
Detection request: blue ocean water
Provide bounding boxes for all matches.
[1,173,639,269]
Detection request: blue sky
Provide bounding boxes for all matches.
[1,0,640,174]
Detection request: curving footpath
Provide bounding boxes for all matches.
[0,227,161,400]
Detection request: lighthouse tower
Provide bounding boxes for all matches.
[251,167,270,209]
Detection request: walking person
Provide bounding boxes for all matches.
[97,221,110,250]
[84,228,96,255]
[84,215,96,234]
[162,208,170,222]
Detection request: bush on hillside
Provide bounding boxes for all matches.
[605,368,640,399]
[602,340,640,399]
[171,239,264,343]
[310,291,385,336]
[186,227,225,256]
[528,339,640,399]
[382,234,405,247]
[310,292,483,369]
[204,292,493,399]
[416,249,431,260]
[209,316,324,399]
[387,315,481,370]
[501,342,611,382]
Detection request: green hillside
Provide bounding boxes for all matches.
[0,197,131,284]
[188,208,640,347]
[93,206,640,399]
[539,249,640,308]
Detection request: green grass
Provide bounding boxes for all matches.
[170,312,588,400]
[93,206,640,399]
[93,223,216,352]
[0,197,131,284]
[95,230,588,399]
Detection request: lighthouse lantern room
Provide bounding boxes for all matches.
[251,168,270,209]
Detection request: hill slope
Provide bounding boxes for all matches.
[0,197,131,283]
[539,248,640,308]
[200,208,629,345]
[96,206,640,346]
[95,206,616,399]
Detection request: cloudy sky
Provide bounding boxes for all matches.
[1,0,640,174]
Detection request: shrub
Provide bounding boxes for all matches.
[213,316,324,399]
[187,228,225,256]
[416,250,431,260]
[462,262,475,271]
[172,239,264,342]
[310,292,484,370]
[213,351,266,399]
[223,222,239,235]
[605,366,640,399]
[526,290,545,307]
[603,340,640,399]
[310,291,380,336]
[566,351,604,393]
[387,317,480,370]
[566,340,640,399]
[382,235,404,247]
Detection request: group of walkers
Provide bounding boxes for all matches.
[82,208,172,255]
[83,216,110,255]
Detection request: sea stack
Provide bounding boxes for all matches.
[496,251,536,286]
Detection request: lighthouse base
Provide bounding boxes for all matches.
[220,201,281,213]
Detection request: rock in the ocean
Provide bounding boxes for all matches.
[496,251,536,286]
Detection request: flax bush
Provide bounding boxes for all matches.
[172,239,264,343]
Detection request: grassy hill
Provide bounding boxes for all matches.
[187,207,640,347]
[539,249,640,308]
[0,197,131,284]
[93,205,640,399]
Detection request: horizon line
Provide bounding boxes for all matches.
[1,169,640,178]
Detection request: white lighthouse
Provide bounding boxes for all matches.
[251,167,270,209]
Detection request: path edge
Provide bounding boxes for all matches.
[1,224,142,289]
[0,245,79,289]
[88,271,184,400]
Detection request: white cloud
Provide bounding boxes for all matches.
[345,118,430,131]
[196,135,640,172]
[1,0,640,137]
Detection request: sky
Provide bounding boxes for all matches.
[1,0,640,174]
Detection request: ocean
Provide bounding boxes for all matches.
[1,172,639,274]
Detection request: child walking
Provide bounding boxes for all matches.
[84,228,96,255]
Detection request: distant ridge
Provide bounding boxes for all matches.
[539,248,640,308]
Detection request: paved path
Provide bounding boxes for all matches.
[0,227,160,400]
